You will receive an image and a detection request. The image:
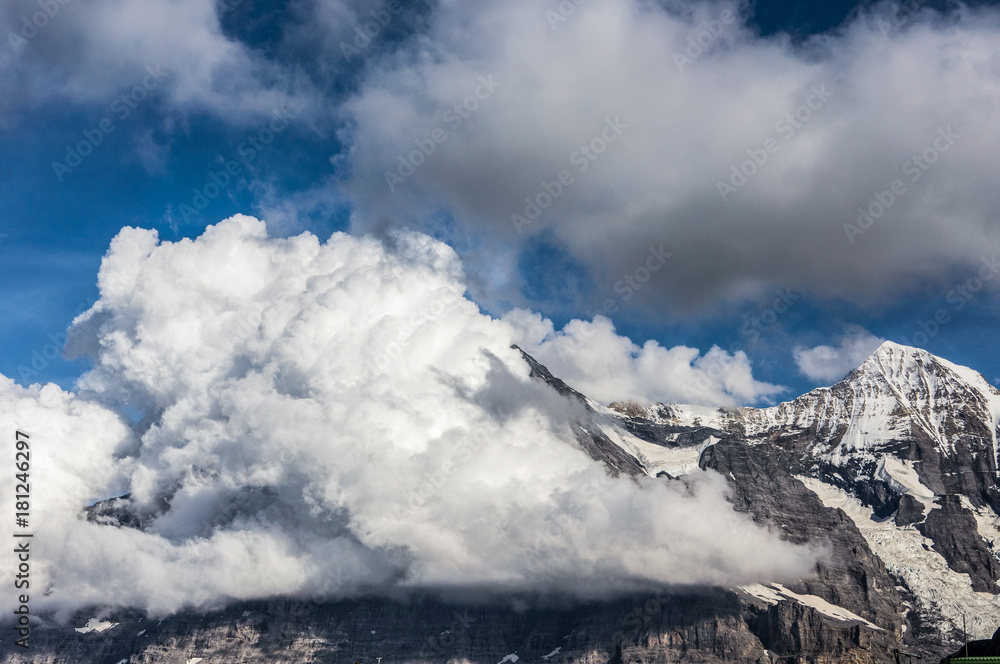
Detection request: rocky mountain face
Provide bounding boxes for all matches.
[604,341,1000,649]
[4,342,999,664]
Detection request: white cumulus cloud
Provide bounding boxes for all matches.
[505,309,785,407]
[0,216,815,619]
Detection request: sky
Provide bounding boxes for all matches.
[2,0,1000,403]
[3,0,1000,405]
[1,0,1000,619]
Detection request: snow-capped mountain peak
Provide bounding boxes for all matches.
[606,342,1000,515]
[838,340,1000,455]
[853,340,1000,406]
[852,340,933,384]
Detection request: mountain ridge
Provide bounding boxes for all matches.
[4,341,999,664]
[609,340,1000,510]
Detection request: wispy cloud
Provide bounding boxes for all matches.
[793,325,885,382]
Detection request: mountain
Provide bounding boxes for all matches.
[601,341,1000,644]
[3,342,999,664]
[618,341,1000,517]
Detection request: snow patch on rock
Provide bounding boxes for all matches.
[874,455,936,513]
[738,583,879,628]
[598,422,714,477]
[75,618,118,634]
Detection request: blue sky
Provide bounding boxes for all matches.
[2,0,999,404]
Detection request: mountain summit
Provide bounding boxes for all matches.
[612,341,1000,511]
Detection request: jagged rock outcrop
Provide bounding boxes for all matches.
[700,440,904,634]
[918,495,1000,593]
[894,494,926,526]
[514,344,646,477]
[607,341,1000,633]
[3,588,897,664]
[612,342,1000,512]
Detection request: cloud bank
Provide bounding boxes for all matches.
[340,0,1000,312]
[0,216,815,620]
